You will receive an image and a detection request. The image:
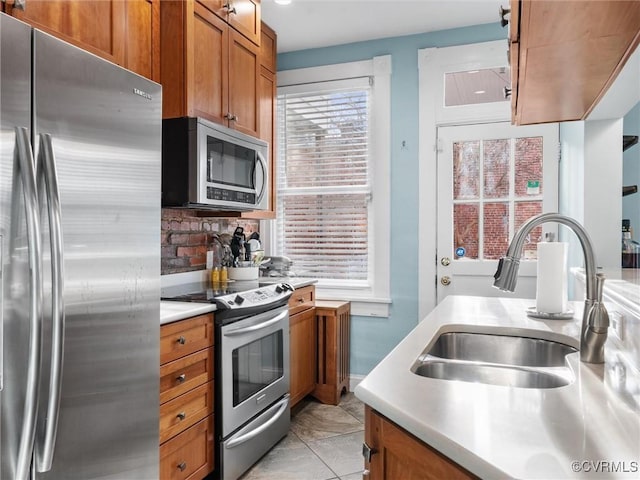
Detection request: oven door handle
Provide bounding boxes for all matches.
[223,310,287,337]
[225,395,289,449]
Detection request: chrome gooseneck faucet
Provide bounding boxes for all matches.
[493,212,609,364]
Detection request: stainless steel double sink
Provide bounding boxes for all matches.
[411,330,577,389]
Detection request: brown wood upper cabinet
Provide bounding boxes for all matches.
[161,0,260,137]
[509,0,640,125]
[4,0,160,82]
[198,0,260,46]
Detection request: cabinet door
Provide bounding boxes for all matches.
[365,407,476,480]
[190,1,229,124]
[241,64,276,219]
[197,0,227,19]
[228,28,259,137]
[227,0,260,45]
[125,0,160,81]
[289,308,316,407]
[6,0,125,66]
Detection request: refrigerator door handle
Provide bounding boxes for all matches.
[34,133,65,473]
[13,126,44,480]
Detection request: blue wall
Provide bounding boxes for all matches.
[623,102,640,238]
[278,23,506,375]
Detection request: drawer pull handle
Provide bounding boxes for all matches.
[176,336,186,345]
[176,374,186,383]
[177,462,187,472]
[176,412,186,421]
[298,298,304,303]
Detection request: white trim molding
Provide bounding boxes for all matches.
[418,41,512,321]
[267,56,392,318]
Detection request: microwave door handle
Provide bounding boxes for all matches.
[255,151,267,205]
[34,133,65,473]
[12,126,44,480]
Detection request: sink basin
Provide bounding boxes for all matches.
[412,361,573,388]
[426,332,577,367]
[411,330,577,389]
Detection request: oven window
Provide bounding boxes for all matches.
[207,136,256,189]
[232,330,283,406]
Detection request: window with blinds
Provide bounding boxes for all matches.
[276,78,372,284]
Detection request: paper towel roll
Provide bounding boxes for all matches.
[536,241,568,314]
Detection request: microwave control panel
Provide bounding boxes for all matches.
[207,187,255,204]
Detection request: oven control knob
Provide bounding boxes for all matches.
[234,295,245,305]
[275,285,283,293]
[281,283,294,292]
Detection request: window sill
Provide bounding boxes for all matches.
[316,286,391,317]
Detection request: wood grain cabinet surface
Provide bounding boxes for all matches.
[4,0,160,82]
[288,285,316,408]
[159,313,215,480]
[510,0,640,125]
[364,406,478,480]
[160,0,260,138]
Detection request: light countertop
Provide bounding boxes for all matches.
[573,267,640,318]
[160,301,217,325]
[355,295,640,479]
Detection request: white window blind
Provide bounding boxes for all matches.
[276,77,372,283]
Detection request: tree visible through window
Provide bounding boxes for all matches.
[276,80,371,283]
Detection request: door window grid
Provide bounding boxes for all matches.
[453,136,544,261]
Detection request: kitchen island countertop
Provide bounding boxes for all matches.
[355,295,640,479]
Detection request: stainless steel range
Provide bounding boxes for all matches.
[162,280,294,479]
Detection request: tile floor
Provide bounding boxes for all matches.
[240,393,365,480]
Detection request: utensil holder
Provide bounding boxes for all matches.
[228,266,259,281]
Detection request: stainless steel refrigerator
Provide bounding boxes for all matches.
[0,13,161,480]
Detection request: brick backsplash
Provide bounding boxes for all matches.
[161,208,259,275]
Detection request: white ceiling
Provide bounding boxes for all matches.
[261,0,506,53]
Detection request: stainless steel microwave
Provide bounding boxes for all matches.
[162,117,269,211]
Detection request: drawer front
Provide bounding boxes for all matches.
[160,348,214,405]
[161,314,214,364]
[288,285,315,316]
[160,381,214,444]
[160,415,214,480]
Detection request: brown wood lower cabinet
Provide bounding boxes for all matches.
[289,307,316,407]
[364,406,477,480]
[160,415,215,480]
[160,314,215,480]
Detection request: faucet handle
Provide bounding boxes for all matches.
[595,272,606,303]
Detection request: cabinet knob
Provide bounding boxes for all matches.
[176,336,186,345]
[13,0,26,11]
[223,3,237,14]
[176,373,186,383]
[224,112,238,122]
[177,462,187,472]
[499,5,511,27]
[176,412,186,421]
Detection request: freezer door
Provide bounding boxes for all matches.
[0,13,41,480]
[32,30,162,479]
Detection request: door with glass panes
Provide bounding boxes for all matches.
[436,122,559,303]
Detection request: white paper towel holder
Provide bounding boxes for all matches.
[525,306,574,320]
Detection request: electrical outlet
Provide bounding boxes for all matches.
[609,310,625,342]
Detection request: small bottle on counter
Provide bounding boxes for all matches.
[211,266,220,284]
[220,265,228,282]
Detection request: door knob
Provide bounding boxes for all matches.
[440,257,451,266]
[440,276,451,286]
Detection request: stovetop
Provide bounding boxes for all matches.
[161,279,294,323]
[161,279,288,302]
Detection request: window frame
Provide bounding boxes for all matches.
[263,56,392,317]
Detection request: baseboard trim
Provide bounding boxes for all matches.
[349,374,366,392]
